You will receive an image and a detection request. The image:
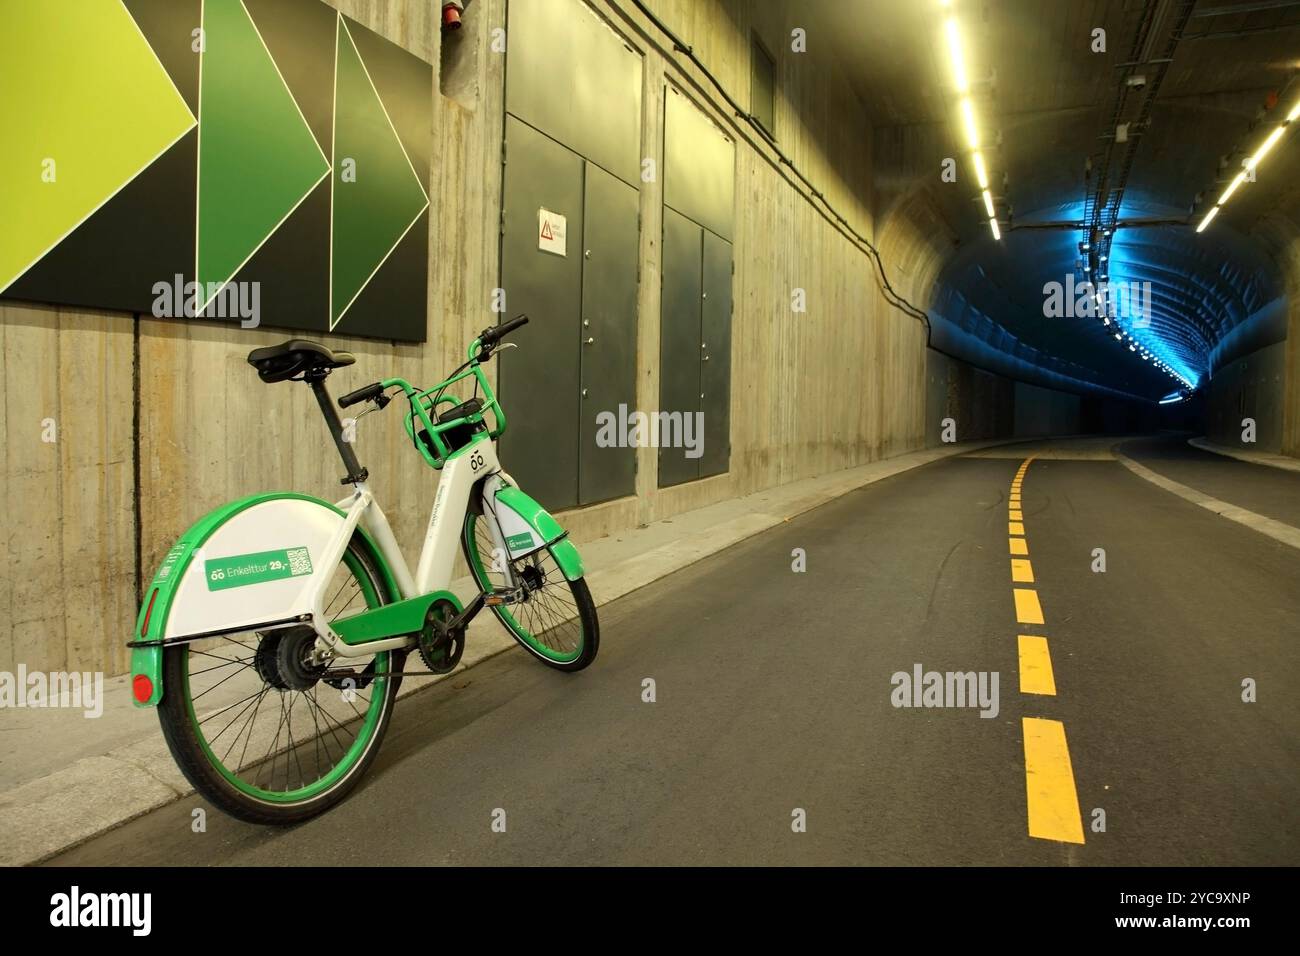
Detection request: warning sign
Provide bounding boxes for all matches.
[538,208,567,257]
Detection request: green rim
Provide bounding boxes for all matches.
[183,548,391,803]
[464,513,585,663]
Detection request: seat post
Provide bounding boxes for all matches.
[308,373,368,484]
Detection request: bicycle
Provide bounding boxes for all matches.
[127,316,599,824]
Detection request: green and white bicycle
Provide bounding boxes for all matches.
[128,316,598,824]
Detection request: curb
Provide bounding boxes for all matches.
[1114,448,1300,552]
[1186,437,1300,474]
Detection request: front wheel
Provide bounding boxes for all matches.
[463,512,599,671]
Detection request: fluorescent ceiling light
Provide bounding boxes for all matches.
[1246,126,1285,170]
[1196,206,1219,232]
[1218,171,1247,205]
[946,19,968,94]
[960,98,979,149]
[988,217,1001,240]
[1287,99,1300,122]
[982,189,995,217]
[974,152,989,189]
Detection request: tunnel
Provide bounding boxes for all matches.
[0,0,1296,899]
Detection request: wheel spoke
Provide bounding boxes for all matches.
[172,543,391,806]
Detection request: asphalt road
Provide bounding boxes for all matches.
[49,441,1300,865]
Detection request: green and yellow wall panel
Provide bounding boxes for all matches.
[0,0,432,342]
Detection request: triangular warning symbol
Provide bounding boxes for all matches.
[541,220,554,241]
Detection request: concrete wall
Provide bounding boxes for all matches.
[1243,194,1300,458]
[0,0,931,676]
[924,349,1013,446]
[1205,340,1288,453]
[1013,382,1081,439]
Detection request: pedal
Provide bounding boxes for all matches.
[483,588,518,607]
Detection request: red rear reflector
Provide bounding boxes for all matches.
[141,589,159,636]
[132,674,153,703]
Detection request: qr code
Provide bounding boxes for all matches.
[287,547,313,576]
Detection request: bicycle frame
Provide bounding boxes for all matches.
[314,434,513,658]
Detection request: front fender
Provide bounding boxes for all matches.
[129,492,398,708]
[492,485,585,581]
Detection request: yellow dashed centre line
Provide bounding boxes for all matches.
[1006,458,1085,845]
[1022,718,1085,844]
[1013,587,1044,624]
[1017,635,1056,695]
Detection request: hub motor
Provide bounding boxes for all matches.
[253,626,327,691]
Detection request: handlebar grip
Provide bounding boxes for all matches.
[497,314,529,337]
[481,314,529,346]
[339,382,383,408]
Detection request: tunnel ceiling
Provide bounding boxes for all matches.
[805,0,1300,401]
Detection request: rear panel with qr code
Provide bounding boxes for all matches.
[163,499,346,639]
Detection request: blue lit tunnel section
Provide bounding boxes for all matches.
[923,190,1283,403]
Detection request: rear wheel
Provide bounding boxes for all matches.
[463,512,599,671]
[157,534,398,825]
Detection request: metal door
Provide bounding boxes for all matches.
[699,229,732,478]
[578,162,639,504]
[659,207,703,487]
[497,116,584,511]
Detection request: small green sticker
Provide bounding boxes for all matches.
[205,547,313,591]
[506,532,535,552]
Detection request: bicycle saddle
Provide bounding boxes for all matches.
[247,340,356,383]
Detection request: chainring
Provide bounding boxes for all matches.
[418,598,465,674]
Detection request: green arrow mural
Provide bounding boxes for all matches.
[1,0,430,342]
[330,18,430,328]
[196,0,329,313]
[0,0,195,294]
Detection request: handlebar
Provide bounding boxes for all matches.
[472,314,529,360]
[336,318,529,466]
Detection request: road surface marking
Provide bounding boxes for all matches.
[1014,587,1044,624]
[1115,448,1300,552]
[1017,635,1056,694]
[1007,458,1084,845]
[1022,717,1084,843]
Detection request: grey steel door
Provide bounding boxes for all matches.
[659,207,703,487]
[497,116,584,511]
[578,162,639,504]
[699,229,732,478]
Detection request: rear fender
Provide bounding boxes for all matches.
[130,493,398,707]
